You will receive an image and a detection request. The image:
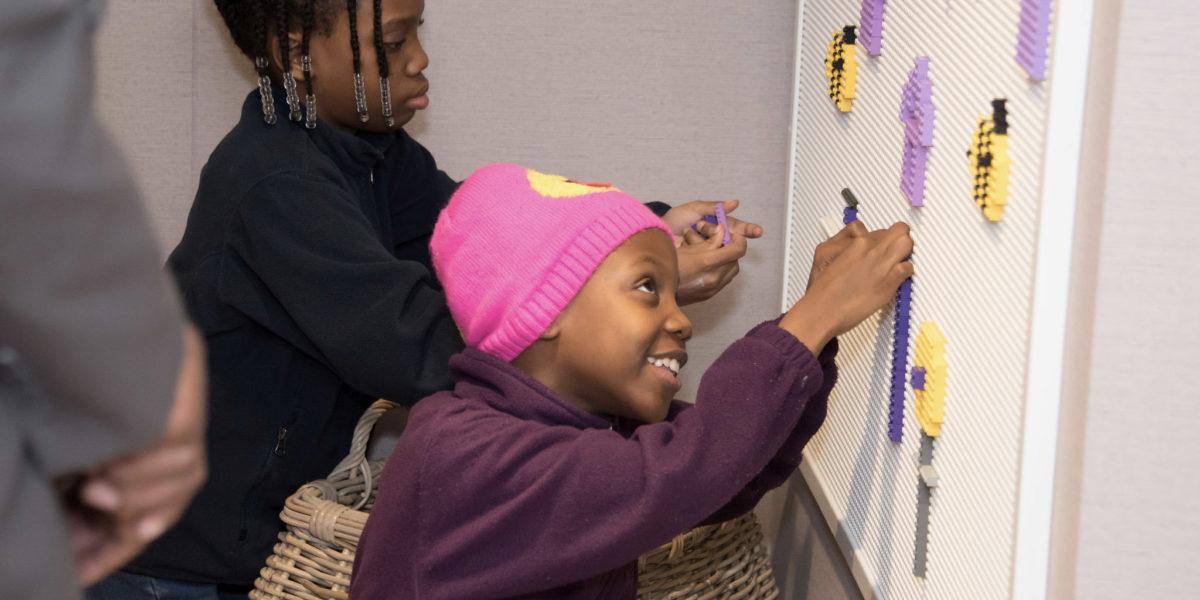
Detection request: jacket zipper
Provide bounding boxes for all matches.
[273,426,289,456]
[238,423,291,541]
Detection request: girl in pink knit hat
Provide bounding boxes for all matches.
[351,164,913,599]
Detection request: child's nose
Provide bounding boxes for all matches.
[407,37,429,77]
[666,306,692,342]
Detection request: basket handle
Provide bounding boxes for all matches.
[327,399,397,488]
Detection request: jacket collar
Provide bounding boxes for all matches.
[450,348,627,433]
[240,87,397,176]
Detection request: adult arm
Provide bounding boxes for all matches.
[0,0,185,477]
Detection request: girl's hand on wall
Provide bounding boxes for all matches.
[780,222,914,354]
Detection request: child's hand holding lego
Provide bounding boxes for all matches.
[780,221,914,353]
[660,199,765,241]
[663,200,764,305]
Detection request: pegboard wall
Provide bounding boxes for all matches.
[782,0,1090,598]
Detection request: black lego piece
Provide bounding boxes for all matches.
[842,25,857,45]
[991,98,1009,135]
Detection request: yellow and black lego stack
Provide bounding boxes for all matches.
[967,99,1010,223]
[824,25,858,113]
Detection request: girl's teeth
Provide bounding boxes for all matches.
[646,357,680,376]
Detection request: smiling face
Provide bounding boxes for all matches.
[513,229,693,423]
[292,0,429,131]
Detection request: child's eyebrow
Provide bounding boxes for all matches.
[384,16,422,31]
[632,254,667,269]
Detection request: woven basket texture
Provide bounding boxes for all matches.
[250,400,779,600]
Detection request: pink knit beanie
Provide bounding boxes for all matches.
[431,163,674,361]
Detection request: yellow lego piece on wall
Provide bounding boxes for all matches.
[913,321,947,437]
[967,99,1010,222]
[824,26,859,113]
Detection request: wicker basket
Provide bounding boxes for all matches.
[636,513,779,599]
[250,399,779,599]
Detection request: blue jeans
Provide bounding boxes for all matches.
[86,571,249,600]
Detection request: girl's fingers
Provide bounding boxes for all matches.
[693,220,718,238]
[885,225,915,264]
[702,228,749,266]
[891,261,915,288]
[726,216,764,239]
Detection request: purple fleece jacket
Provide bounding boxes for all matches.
[350,320,838,599]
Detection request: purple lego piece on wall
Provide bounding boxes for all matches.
[1016,0,1052,81]
[899,57,935,208]
[888,277,913,443]
[843,206,859,224]
[911,366,926,391]
[858,0,888,56]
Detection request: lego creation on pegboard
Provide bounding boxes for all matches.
[911,321,947,578]
[899,57,935,207]
[1016,0,1053,81]
[824,26,858,113]
[858,0,888,57]
[968,99,1011,223]
[784,0,1087,597]
[839,189,910,445]
[913,321,947,438]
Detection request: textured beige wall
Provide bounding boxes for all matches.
[1058,0,1200,597]
[93,2,857,598]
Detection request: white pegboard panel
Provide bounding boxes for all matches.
[782,1,1091,598]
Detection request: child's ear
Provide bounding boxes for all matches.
[539,319,563,341]
[265,30,307,81]
[287,29,306,82]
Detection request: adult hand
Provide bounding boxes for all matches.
[780,222,914,353]
[69,324,209,586]
[663,200,763,305]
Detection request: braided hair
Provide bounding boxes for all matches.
[214,0,408,128]
[213,0,340,125]
[276,0,303,121]
[373,0,394,126]
[301,0,318,128]
[252,1,277,124]
[347,0,369,122]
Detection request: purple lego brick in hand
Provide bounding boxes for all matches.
[715,204,731,245]
[694,205,731,246]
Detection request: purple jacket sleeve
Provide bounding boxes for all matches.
[700,334,838,525]
[409,322,827,598]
